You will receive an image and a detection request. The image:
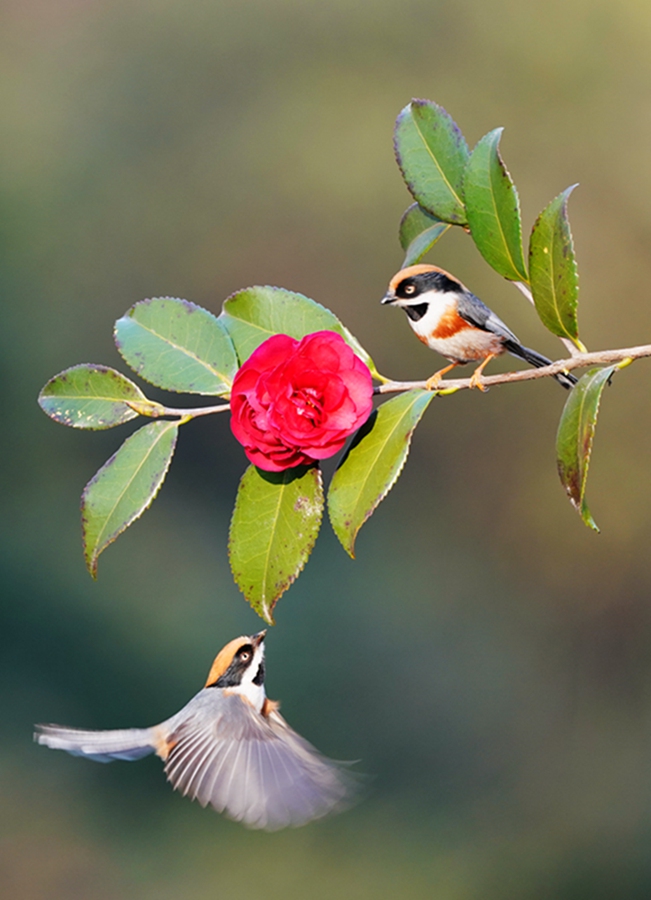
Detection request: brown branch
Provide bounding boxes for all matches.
[126,344,651,418]
[374,344,651,395]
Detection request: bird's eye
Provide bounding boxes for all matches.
[239,651,251,662]
[403,284,416,295]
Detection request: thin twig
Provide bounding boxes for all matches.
[374,344,651,395]
[158,402,231,417]
[125,344,651,414]
[127,400,231,419]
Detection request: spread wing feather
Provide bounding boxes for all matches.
[163,691,356,830]
[34,724,156,762]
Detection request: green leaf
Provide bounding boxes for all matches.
[399,203,451,267]
[39,364,162,429]
[464,128,528,282]
[328,390,435,557]
[220,285,379,377]
[394,99,469,225]
[82,420,179,576]
[229,464,324,624]
[529,186,582,347]
[556,366,615,532]
[115,297,237,395]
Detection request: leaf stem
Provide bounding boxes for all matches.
[127,400,231,419]
[374,343,651,395]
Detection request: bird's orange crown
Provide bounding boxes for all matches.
[388,264,460,294]
[204,636,252,687]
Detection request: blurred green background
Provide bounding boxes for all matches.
[4,1,651,897]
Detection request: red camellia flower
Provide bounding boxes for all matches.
[230,331,374,472]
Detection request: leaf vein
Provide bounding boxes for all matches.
[411,117,464,209]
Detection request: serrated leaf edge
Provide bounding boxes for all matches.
[393,101,469,223]
[399,202,432,250]
[40,364,147,399]
[38,364,147,430]
[115,297,234,392]
[530,185,580,342]
[329,391,434,557]
[221,285,377,376]
[222,286,331,335]
[575,368,613,531]
[82,420,179,577]
[402,222,451,267]
[228,465,324,625]
[466,128,527,282]
[558,366,614,532]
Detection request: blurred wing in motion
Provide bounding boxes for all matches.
[164,691,357,830]
[34,724,157,763]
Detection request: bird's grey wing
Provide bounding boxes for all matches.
[34,724,156,762]
[163,690,357,830]
[457,291,521,343]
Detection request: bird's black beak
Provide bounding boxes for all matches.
[251,630,266,647]
[381,292,396,305]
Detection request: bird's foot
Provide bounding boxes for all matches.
[469,370,488,392]
[425,362,460,391]
[468,354,497,391]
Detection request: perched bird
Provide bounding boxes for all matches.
[35,631,355,830]
[382,264,577,390]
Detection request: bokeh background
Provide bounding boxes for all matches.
[4,1,651,897]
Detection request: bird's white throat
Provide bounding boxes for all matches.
[403,289,457,340]
[230,643,266,713]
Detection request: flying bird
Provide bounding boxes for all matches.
[382,264,577,390]
[35,631,356,830]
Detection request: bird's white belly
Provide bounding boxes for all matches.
[425,328,505,363]
[407,294,506,363]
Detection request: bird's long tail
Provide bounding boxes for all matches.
[34,723,157,763]
[503,340,577,390]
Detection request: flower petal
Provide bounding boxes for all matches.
[229,330,373,471]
